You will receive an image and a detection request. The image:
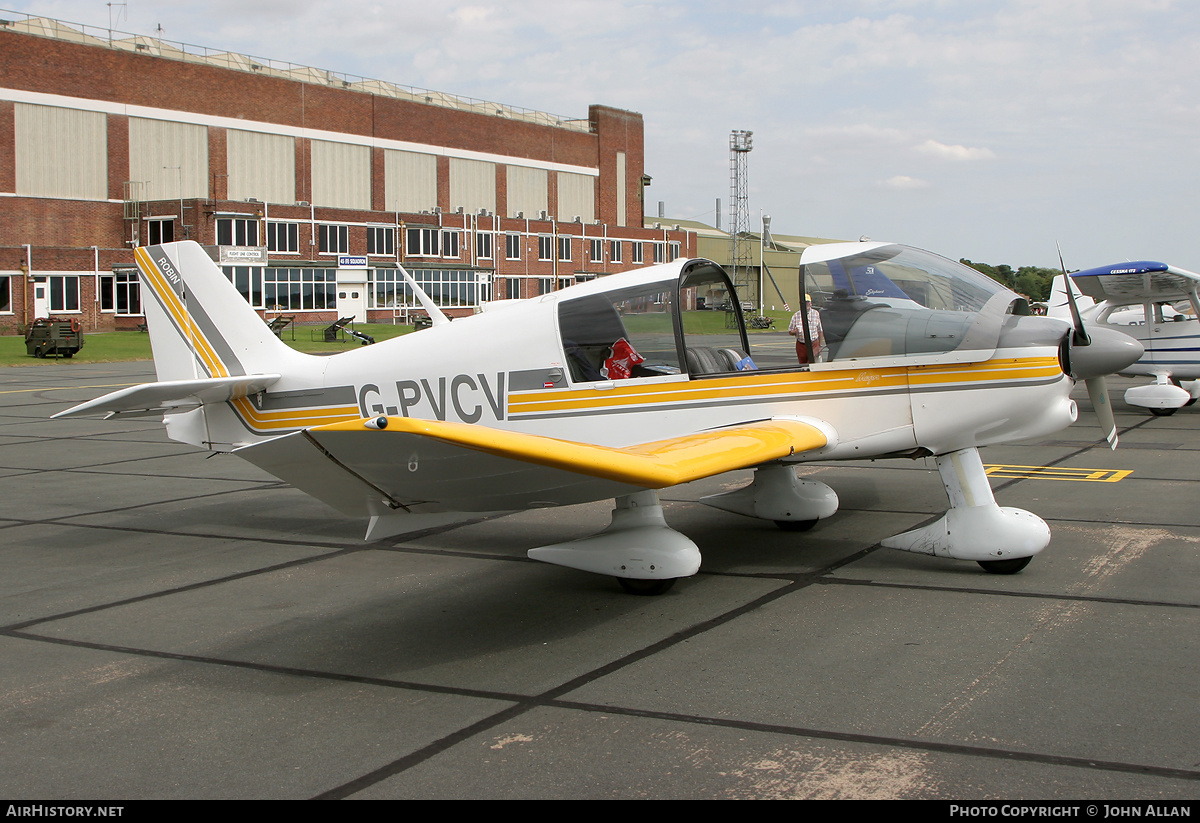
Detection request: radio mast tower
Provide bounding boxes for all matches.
[728,130,754,308]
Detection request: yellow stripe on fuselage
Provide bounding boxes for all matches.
[508,356,1061,416]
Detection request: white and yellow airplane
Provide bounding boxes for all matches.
[56,241,1142,593]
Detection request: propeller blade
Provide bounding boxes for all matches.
[1057,243,1090,347]
[1086,376,1119,450]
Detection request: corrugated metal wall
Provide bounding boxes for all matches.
[129,117,208,200]
[311,140,370,209]
[556,172,595,223]
[384,149,437,213]
[227,129,295,203]
[14,103,107,200]
[449,157,496,214]
[506,165,548,218]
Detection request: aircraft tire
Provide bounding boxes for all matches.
[1149,407,1177,417]
[977,556,1033,575]
[617,577,677,596]
[774,519,818,532]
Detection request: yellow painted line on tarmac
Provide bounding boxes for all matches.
[0,382,139,395]
[984,464,1133,482]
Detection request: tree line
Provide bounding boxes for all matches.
[960,260,1059,302]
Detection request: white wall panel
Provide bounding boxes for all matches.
[506,165,548,218]
[129,117,208,200]
[227,129,294,203]
[14,103,106,199]
[556,171,595,223]
[385,150,437,213]
[311,140,370,209]
[449,158,495,214]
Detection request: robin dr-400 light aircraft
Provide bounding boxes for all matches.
[57,240,1142,594]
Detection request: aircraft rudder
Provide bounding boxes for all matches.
[135,241,295,380]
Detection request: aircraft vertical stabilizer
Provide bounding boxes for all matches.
[134,243,306,382]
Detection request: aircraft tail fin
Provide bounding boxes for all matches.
[134,242,305,382]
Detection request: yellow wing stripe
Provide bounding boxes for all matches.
[312,417,828,488]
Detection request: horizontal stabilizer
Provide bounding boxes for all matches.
[53,374,281,419]
[235,416,831,515]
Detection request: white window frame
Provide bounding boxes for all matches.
[610,240,622,263]
[632,242,644,264]
[47,275,81,313]
[217,217,259,247]
[538,236,553,262]
[558,236,572,262]
[99,271,143,316]
[146,218,175,246]
[318,224,350,255]
[506,233,521,261]
[441,230,461,259]
[406,226,440,257]
[367,226,395,256]
[476,231,493,260]
[266,221,299,254]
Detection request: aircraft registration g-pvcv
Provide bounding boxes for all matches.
[56,240,1143,594]
[1057,260,1200,416]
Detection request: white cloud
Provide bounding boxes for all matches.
[915,139,996,161]
[882,175,931,189]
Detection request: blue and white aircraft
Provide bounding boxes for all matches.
[1065,261,1200,415]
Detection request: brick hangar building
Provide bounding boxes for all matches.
[0,15,694,334]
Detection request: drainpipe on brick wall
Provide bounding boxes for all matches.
[23,244,31,330]
[92,246,100,331]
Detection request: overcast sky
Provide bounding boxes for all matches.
[7,0,1199,270]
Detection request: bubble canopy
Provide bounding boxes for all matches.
[794,242,1022,366]
[554,243,1026,384]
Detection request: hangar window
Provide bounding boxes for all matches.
[0,276,10,313]
[146,218,174,246]
[216,217,259,247]
[632,243,644,264]
[476,232,493,260]
[653,242,666,264]
[263,268,337,311]
[406,227,439,257]
[48,276,80,313]
[590,239,603,262]
[441,230,460,259]
[367,226,395,256]
[558,236,572,262]
[100,271,142,316]
[670,242,681,262]
[266,222,299,253]
[610,240,622,263]
[319,224,349,255]
[223,266,264,308]
[505,233,521,261]
[538,236,553,261]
